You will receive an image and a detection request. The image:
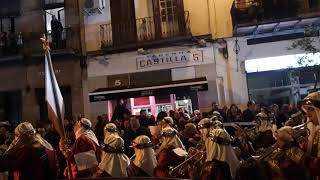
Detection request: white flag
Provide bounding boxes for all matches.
[45,52,65,138]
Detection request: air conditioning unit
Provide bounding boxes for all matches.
[84,0,104,15]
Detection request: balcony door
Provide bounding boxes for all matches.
[152,0,186,39]
[45,7,65,49]
[110,0,137,46]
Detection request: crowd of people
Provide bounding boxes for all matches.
[0,92,320,179]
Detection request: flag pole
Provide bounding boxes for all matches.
[41,34,73,179]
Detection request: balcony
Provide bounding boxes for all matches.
[232,0,320,26]
[43,0,64,10]
[0,27,74,63]
[100,11,190,51]
[0,32,23,62]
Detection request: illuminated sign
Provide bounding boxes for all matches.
[136,49,204,70]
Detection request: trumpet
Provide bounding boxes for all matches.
[252,122,309,162]
[168,142,206,177]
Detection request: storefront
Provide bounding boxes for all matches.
[90,77,207,119]
[88,46,218,120]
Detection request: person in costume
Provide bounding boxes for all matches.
[0,122,57,180]
[95,123,130,177]
[156,126,185,154]
[202,122,239,179]
[301,92,320,178]
[59,118,100,178]
[127,135,157,177]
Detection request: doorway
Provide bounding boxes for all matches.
[45,7,65,49]
[36,86,72,122]
[0,91,22,126]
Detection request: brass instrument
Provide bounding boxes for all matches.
[168,142,206,177]
[252,123,309,162]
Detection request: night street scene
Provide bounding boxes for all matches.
[0,0,320,179]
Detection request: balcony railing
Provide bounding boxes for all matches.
[0,32,22,59]
[0,28,71,60]
[100,11,190,49]
[232,0,320,25]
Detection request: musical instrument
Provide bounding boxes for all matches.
[168,142,206,177]
[252,123,309,162]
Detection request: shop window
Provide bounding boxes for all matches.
[133,97,150,106]
[155,94,171,104]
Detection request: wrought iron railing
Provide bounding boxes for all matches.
[0,32,22,58]
[232,0,320,25]
[100,11,190,48]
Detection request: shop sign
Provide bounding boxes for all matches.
[141,90,153,96]
[136,49,204,70]
[190,84,207,91]
[93,95,106,101]
[107,74,129,88]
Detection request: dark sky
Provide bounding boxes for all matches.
[0,0,20,17]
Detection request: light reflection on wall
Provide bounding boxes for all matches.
[245,53,320,73]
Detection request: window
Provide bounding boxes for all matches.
[0,18,15,33]
[159,0,177,22]
[45,8,65,32]
[155,94,171,104]
[133,97,150,106]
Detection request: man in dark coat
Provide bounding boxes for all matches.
[242,100,256,122]
[51,15,63,48]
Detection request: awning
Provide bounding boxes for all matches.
[89,77,208,102]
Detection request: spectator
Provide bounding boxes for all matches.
[51,15,63,49]
[123,116,151,157]
[112,99,130,122]
[172,111,181,124]
[44,124,60,149]
[270,104,280,124]
[276,104,290,129]
[94,115,107,144]
[227,104,242,122]
[139,109,155,128]
[209,102,227,121]
[189,110,202,125]
[242,100,256,122]
[156,111,168,123]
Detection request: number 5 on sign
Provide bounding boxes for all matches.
[115,80,122,86]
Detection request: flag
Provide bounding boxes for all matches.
[44,41,65,138]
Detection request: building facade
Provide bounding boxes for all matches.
[0,0,88,126]
[232,0,320,106]
[84,0,249,120]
